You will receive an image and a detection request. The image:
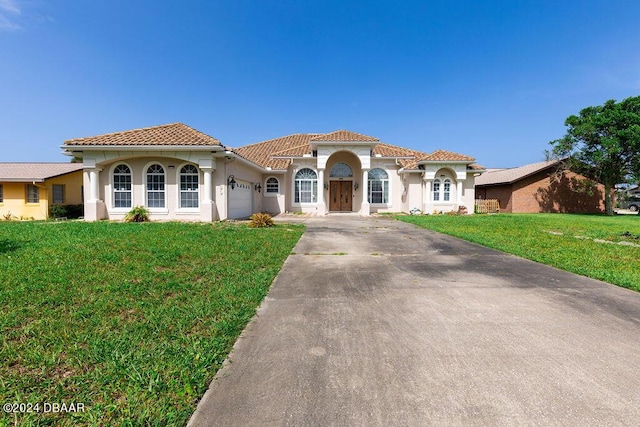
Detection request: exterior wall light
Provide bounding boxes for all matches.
[227,175,236,190]
[324,182,329,190]
[255,183,262,193]
[354,182,359,192]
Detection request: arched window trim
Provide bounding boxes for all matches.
[144,162,167,211]
[368,168,390,205]
[177,163,200,210]
[432,173,456,203]
[329,162,353,178]
[293,167,318,205]
[112,163,132,209]
[265,176,280,197]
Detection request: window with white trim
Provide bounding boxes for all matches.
[52,184,65,204]
[443,179,451,202]
[266,177,279,193]
[433,179,440,201]
[368,168,389,204]
[146,164,166,208]
[113,164,132,208]
[294,168,317,203]
[26,184,40,203]
[180,165,199,208]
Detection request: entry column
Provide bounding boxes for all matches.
[317,168,326,215]
[84,167,105,221]
[360,169,370,216]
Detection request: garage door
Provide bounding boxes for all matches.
[228,179,253,219]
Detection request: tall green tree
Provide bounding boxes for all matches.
[549,96,640,215]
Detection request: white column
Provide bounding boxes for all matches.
[89,168,101,202]
[84,167,104,221]
[423,179,431,214]
[202,168,213,203]
[457,181,463,207]
[361,169,370,216]
[317,168,325,215]
[199,166,216,222]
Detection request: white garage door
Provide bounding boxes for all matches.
[228,179,253,219]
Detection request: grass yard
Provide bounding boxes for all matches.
[0,221,303,426]
[396,213,640,292]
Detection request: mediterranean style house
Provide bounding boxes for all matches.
[0,163,83,220]
[61,123,485,221]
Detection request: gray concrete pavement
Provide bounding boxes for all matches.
[189,215,640,426]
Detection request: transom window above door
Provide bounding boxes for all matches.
[329,163,353,178]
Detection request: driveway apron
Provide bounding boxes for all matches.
[189,215,640,426]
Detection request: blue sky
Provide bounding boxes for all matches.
[1,0,639,167]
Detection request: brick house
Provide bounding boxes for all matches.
[474,160,606,213]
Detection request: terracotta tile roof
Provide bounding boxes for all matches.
[475,160,559,186]
[234,134,317,169]
[418,149,476,162]
[271,144,314,157]
[311,130,379,142]
[64,123,222,146]
[373,142,421,158]
[234,130,480,171]
[467,164,486,171]
[0,163,83,182]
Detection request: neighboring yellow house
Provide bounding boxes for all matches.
[0,163,84,220]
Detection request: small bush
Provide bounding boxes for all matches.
[249,212,274,228]
[124,206,150,223]
[49,205,67,219]
[49,204,84,219]
[3,212,14,221]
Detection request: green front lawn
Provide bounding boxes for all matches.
[396,213,640,291]
[0,221,303,426]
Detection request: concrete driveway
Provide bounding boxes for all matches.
[189,215,640,426]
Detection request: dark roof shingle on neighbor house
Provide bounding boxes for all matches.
[475,160,559,186]
[64,123,222,147]
[0,163,83,182]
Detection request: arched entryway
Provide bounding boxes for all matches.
[328,162,353,211]
[325,151,362,213]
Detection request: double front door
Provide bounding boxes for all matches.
[329,181,352,212]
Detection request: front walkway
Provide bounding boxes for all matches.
[189,216,640,426]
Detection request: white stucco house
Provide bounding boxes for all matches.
[61,123,485,221]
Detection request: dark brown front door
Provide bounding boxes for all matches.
[329,181,352,212]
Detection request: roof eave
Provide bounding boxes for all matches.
[418,160,474,165]
[60,144,225,152]
[310,141,379,148]
[0,178,47,183]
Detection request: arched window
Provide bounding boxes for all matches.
[266,177,279,194]
[443,179,451,202]
[146,164,165,208]
[294,168,317,203]
[432,179,441,202]
[368,168,389,204]
[180,165,199,208]
[113,164,132,208]
[329,162,353,178]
